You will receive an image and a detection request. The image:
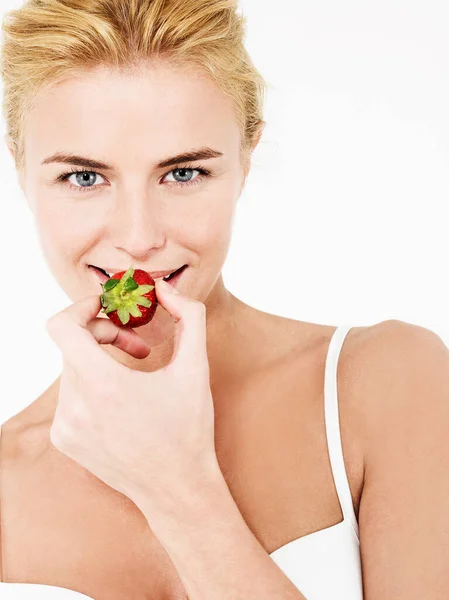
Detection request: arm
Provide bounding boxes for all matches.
[136,465,308,600]
[352,320,449,599]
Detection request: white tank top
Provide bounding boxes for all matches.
[0,325,363,599]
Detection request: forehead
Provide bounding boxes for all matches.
[24,63,239,165]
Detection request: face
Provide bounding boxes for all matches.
[9,62,251,358]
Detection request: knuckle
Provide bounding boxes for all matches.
[67,405,85,429]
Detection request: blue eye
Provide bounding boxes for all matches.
[63,170,106,189]
[56,165,212,194]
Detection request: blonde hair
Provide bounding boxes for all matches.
[0,0,268,178]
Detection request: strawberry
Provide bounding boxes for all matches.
[99,266,158,328]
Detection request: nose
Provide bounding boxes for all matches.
[108,191,166,257]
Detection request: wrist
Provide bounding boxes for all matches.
[132,453,227,520]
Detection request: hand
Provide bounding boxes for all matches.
[45,278,220,513]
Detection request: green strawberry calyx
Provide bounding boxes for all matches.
[99,266,154,325]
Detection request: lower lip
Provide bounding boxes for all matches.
[88,264,188,288]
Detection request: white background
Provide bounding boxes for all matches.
[1,0,448,423]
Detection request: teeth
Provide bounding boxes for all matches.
[98,266,182,280]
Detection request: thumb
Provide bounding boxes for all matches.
[86,315,151,359]
[155,278,207,368]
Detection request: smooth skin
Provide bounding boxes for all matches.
[2,60,449,598]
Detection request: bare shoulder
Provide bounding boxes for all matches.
[340,318,448,440]
[335,317,448,489]
[342,317,447,375]
[0,385,52,584]
[0,376,60,463]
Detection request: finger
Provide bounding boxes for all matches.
[86,317,151,359]
[46,294,124,376]
[154,279,207,368]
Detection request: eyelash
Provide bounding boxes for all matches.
[55,164,212,194]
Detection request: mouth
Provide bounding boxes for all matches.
[88,264,188,287]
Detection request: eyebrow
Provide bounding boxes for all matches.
[41,147,224,170]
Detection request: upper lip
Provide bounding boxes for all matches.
[91,265,184,279]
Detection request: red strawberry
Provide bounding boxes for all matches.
[99,266,158,328]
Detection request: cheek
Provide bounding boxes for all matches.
[33,202,96,264]
[187,198,235,259]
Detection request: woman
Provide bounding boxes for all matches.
[1,1,448,599]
